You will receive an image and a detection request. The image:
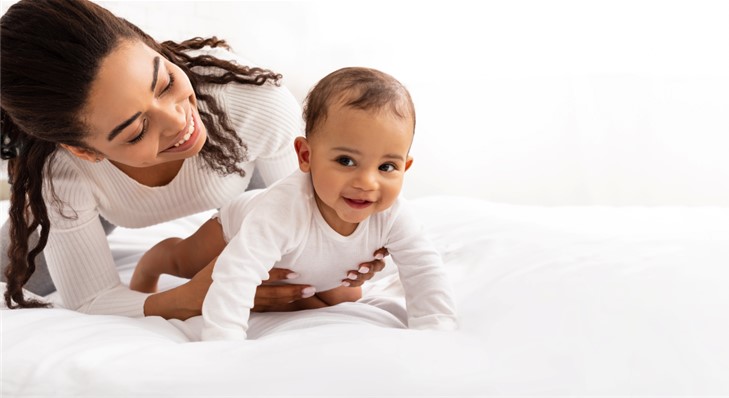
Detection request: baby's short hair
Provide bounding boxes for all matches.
[303,67,415,137]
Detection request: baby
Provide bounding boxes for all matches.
[131,67,458,340]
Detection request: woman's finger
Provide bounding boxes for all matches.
[365,258,386,274]
[373,247,389,260]
[263,268,299,283]
[252,283,316,312]
[340,254,387,287]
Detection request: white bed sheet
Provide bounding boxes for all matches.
[2,196,729,397]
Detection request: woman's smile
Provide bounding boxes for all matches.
[161,105,203,153]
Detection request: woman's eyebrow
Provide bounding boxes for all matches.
[150,56,160,91]
[107,112,142,141]
[107,56,160,141]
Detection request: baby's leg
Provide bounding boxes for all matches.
[167,218,226,279]
[130,237,183,293]
[260,286,362,311]
[315,286,362,306]
[130,219,226,293]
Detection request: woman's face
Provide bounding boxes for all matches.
[78,40,207,168]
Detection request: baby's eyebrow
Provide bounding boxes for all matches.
[331,146,361,155]
[382,153,405,161]
[332,147,404,161]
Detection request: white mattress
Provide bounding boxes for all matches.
[2,196,729,396]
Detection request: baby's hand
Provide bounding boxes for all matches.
[341,248,388,287]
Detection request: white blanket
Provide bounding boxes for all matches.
[2,196,729,396]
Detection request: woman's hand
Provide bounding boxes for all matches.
[144,262,315,319]
[251,268,316,312]
[341,248,388,287]
[253,248,389,311]
[144,249,387,320]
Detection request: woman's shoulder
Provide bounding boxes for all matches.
[186,45,255,67]
[47,150,92,186]
[189,47,302,150]
[44,150,99,224]
[187,46,298,110]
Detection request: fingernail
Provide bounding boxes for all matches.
[341,281,351,287]
[358,266,370,274]
[347,272,358,280]
[302,287,316,298]
[375,253,384,260]
[287,272,300,279]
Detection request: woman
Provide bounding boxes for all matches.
[0,0,384,319]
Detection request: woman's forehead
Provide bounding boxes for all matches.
[81,41,158,135]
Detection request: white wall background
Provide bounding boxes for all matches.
[3,0,728,206]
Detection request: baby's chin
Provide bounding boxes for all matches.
[336,211,372,225]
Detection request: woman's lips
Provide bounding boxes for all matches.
[163,108,200,153]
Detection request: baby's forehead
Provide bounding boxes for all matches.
[327,91,414,123]
[315,105,414,149]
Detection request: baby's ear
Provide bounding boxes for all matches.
[404,156,414,172]
[294,136,312,172]
[61,144,103,163]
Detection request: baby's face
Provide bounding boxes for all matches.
[299,103,413,235]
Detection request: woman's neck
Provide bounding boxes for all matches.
[109,159,185,187]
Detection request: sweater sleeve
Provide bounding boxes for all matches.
[43,154,151,316]
[250,86,301,186]
[386,200,459,331]
[210,55,301,187]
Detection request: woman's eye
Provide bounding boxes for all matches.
[160,72,175,96]
[128,119,148,144]
[379,163,396,172]
[336,156,355,167]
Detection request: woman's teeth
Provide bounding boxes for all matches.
[174,116,195,147]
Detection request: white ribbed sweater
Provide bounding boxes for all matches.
[42,50,301,316]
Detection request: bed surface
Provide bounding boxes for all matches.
[2,196,729,396]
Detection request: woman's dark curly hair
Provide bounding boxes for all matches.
[0,0,282,308]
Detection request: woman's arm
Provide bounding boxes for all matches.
[45,204,320,318]
[144,263,317,320]
[45,216,152,316]
[140,216,381,319]
[140,218,317,319]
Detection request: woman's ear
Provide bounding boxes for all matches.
[294,136,312,172]
[60,144,104,163]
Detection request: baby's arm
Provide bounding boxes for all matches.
[130,219,226,293]
[387,204,458,330]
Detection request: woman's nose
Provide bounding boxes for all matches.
[158,101,187,137]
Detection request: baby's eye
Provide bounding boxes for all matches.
[379,163,396,172]
[336,156,355,167]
